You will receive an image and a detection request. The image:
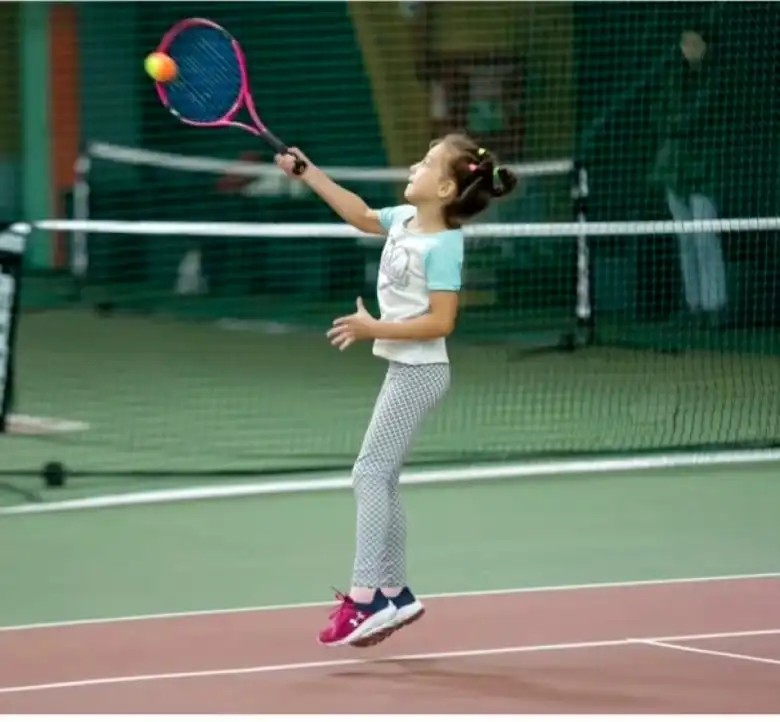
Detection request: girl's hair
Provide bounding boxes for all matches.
[436,133,519,229]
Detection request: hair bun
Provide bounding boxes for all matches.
[472,158,495,189]
[490,166,518,198]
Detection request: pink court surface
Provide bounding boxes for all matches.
[0,575,779,713]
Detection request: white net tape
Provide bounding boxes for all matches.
[14,217,780,241]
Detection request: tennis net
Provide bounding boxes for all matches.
[4,213,780,507]
[66,142,577,325]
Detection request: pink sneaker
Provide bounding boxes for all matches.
[318,591,397,647]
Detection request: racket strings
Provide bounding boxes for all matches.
[165,27,243,123]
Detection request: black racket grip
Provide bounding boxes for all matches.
[262,129,308,176]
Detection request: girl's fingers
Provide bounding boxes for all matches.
[327,323,349,339]
[330,331,354,350]
[328,328,348,344]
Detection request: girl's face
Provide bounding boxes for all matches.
[404,141,456,205]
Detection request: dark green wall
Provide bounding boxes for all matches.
[0,2,19,219]
[573,2,780,319]
[574,2,780,221]
[78,2,141,186]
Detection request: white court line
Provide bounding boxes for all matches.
[637,639,780,668]
[1,570,778,634]
[3,447,779,516]
[1,629,778,696]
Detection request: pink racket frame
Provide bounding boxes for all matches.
[154,17,269,136]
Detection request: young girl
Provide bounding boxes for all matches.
[275,134,517,648]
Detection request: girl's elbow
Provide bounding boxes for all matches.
[438,318,456,337]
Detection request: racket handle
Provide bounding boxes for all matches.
[290,156,308,176]
[262,130,308,176]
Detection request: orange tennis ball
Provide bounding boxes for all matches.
[144,52,177,83]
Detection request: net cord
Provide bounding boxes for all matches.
[17,216,780,240]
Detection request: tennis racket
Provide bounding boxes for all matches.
[154,17,306,175]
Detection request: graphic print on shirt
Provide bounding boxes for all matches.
[378,236,425,291]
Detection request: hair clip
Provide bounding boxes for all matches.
[492,167,506,194]
[468,163,478,172]
[477,148,487,157]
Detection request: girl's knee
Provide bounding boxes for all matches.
[352,455,396,497]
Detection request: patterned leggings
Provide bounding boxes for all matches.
[351,361,451,588]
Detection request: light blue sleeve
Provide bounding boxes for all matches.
[377,205,415,232]
[424,234,464,292]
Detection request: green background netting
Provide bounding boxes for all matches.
[3,2,780,502]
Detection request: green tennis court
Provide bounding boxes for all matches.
[2,435,779,713]
[1,461,779,626]
[2,1,780,712]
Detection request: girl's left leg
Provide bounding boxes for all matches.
[318,361,450,647]
[342,474,422,649]
[348,477,424,648]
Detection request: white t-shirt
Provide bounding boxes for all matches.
[372,205,464,365]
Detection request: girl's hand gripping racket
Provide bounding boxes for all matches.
[153,17,306,175]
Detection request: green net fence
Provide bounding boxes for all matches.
[3,2,780,507]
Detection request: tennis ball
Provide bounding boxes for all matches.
[144,52,177,83]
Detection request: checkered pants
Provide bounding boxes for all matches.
[351,361,451,588]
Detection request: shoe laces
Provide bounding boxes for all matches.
[328,589,355,621]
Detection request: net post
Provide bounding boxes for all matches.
[571,159,594,347]
[70,145,92,301]
[0,225,28,434]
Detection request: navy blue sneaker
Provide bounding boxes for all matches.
[350,587,424,648]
